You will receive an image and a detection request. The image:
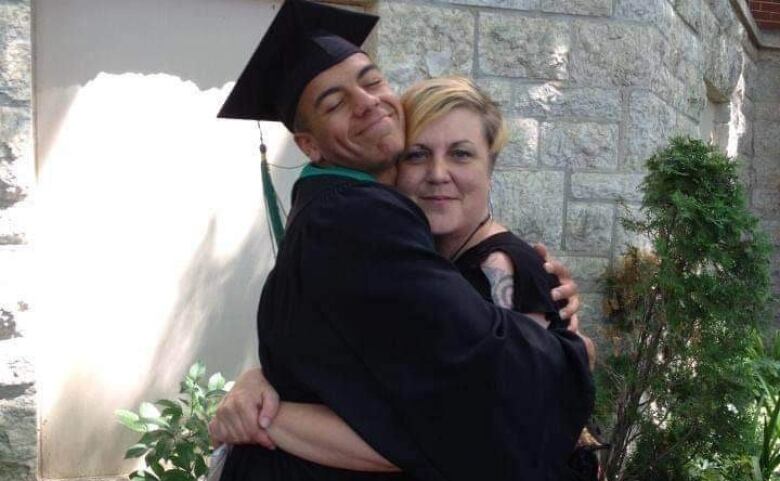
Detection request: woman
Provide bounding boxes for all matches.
[397,77,567,329]
[212,76,595,477]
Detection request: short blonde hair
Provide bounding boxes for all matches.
[401,76,508,167]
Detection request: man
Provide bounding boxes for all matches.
[214,1,594,479]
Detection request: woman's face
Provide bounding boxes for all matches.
[396,107,492,238]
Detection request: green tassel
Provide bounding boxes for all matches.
[260,142,285,251]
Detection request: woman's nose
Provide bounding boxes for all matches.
[426,156,450,184]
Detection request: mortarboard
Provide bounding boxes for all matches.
[218,0,379,131]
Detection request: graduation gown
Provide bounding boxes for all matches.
[222,173,594,481]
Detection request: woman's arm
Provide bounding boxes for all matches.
[209,367,399,472]
[480,251,550,328]
[481,250,595,369]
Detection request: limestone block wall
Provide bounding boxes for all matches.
[374,0,776,330]
[0,1,35,480]
[753,48,780,318]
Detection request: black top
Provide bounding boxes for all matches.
[222,175,594,481]
[454,231,566,329]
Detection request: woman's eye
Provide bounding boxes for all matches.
[365,79,383,89]
[403,150,428,162]
[452,149,474,160]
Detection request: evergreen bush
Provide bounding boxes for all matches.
[598,137,774,481]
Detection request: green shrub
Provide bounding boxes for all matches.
[598,137,774,481]
[115,362,233,481]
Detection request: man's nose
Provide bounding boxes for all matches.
[353,87,380,117]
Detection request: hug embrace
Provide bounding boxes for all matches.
[210,1,597,479]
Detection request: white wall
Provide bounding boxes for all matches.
[33,1,308,477]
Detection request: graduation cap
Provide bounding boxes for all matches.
[218,0,379,131]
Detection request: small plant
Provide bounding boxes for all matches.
[115,362,233,481]
[752,331,780,481]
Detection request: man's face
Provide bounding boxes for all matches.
[293,53,405,175]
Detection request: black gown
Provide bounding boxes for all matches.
[454,232,592,480]
[222,174,594,481]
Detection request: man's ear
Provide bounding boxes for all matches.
[293,132,322,164]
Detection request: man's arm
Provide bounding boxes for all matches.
[210,369,400,472]
[268,403,399,472]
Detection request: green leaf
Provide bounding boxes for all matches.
[175,441,196,468]
[139,429,171,446]
[188,362,206,382]
[149,460,166,478]
[155,399,179,409]
[194,455,208,478]
[140,402,162,419]
[142,416,172,431]
[156,399,183,417]
[207,372,226,392]
[116,409,146,433]
[205,389,227,400]
[160,469,193,481]
[155,436,174,461]
[130,470,160,481]
[124,443,149,459]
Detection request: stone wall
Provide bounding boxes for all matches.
[0,1,35,480]
[374,0,779,330]
[753,48,780,322]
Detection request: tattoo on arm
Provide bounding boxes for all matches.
[481,265,515,309]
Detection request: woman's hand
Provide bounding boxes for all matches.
[208,367,280,449]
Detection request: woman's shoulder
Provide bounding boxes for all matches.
[463,230,545,268]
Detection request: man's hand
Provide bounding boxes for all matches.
[208,367,280,449]
[533,243,580,321]
[567,314,597,371]
[534,243,595,370]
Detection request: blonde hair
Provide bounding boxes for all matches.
[401,76,508,167]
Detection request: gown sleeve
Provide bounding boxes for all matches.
[286,183,593,481]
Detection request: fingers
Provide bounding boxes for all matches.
[567,313,580,333]
[208,418,223,447]
[254,389,280,450]
[551,278,578,301]
[558,293,580,320]
[259,388,280,429]
[533,242,549,261]
[546,258,573,283]
[210,392,264,446]
[208,367,284,450]
[253,426,277,450]
[578,333,597,371]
